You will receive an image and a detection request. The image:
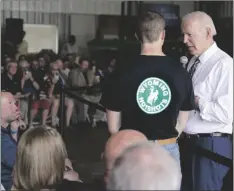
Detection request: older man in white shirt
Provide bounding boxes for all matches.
[179,11,233,191]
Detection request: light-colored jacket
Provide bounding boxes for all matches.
[68,67,99,88]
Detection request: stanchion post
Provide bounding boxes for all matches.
[59,87,65,139]
[27,94,33,129]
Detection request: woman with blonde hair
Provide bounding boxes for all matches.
[13,126,80,191]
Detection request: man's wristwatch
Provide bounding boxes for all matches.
[11,129,18,134]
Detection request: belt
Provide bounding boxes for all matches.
[181,132,232,139]
[156,137,177,145]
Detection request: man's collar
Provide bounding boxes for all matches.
[7,73,13,79]
[198,42,218,64]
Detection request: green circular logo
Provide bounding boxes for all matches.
[136,77,171,114]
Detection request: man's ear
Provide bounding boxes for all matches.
[206,27,212,39]
[161,30,166,40]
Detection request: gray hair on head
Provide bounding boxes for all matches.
[107,141,181,190]
[182,11,217,36]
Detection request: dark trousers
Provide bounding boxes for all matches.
[179,135,232,191]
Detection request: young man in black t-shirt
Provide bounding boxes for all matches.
[100,11,195,163]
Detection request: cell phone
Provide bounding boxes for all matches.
[24,68,29,75]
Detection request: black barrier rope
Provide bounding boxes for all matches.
[60,88,233,169]
[189,141,233,168]
[63,88,106,112]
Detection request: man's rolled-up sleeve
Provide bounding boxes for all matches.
[198,59,233,124]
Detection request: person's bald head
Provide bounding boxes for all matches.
[104,130,147,182]
[107,142,181,190]
[1,92,14,106]
[1,92,20,127]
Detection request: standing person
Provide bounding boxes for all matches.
[179,11,233,191]
[60,35,78,58]
[1,92,21,190]
[16,31,28,60]
[100,11,195,163]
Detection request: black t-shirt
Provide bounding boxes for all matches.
[31,68,46,89]
[100,55,195,140]
[1,72,22,94]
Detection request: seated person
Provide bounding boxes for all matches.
[2,60,40,126]
[19,61,35,124]
[12,126,81,190]
[28,58,51,127]
[68,57,101,123]
[1,92,21,190]
[56,58,70,83]
[19,60,47,126]
[68,57,99,89]
[66,53,77,69]
[103,130,147,184]
[1,60,25,120]
[19,60,40,95]
[47,62,74,127]
[38,55,47,73]
[32,57,47,86]
[1,60,22,97]
[107,142,181,190]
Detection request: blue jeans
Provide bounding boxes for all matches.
[155,141,181,167]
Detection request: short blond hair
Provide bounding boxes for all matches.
[13,127,68,190]
[137,11,166,43]
[182,11,217,36]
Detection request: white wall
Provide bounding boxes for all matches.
[68,1,195,51]
[3,1,232,52]
[70,14,97,53]
[0,0,195,51]
[1,0,195,16]
[174,1,195,17]
[1,10,70,41]
[1,0,122,15]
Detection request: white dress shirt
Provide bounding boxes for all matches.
[60,43,78,57]
[184,42,233,134]
[1,184,5,190]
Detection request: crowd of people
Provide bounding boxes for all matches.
[1,10,233,191]
[1,48,116,129]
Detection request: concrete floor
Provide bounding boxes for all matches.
[63,122,109,183]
